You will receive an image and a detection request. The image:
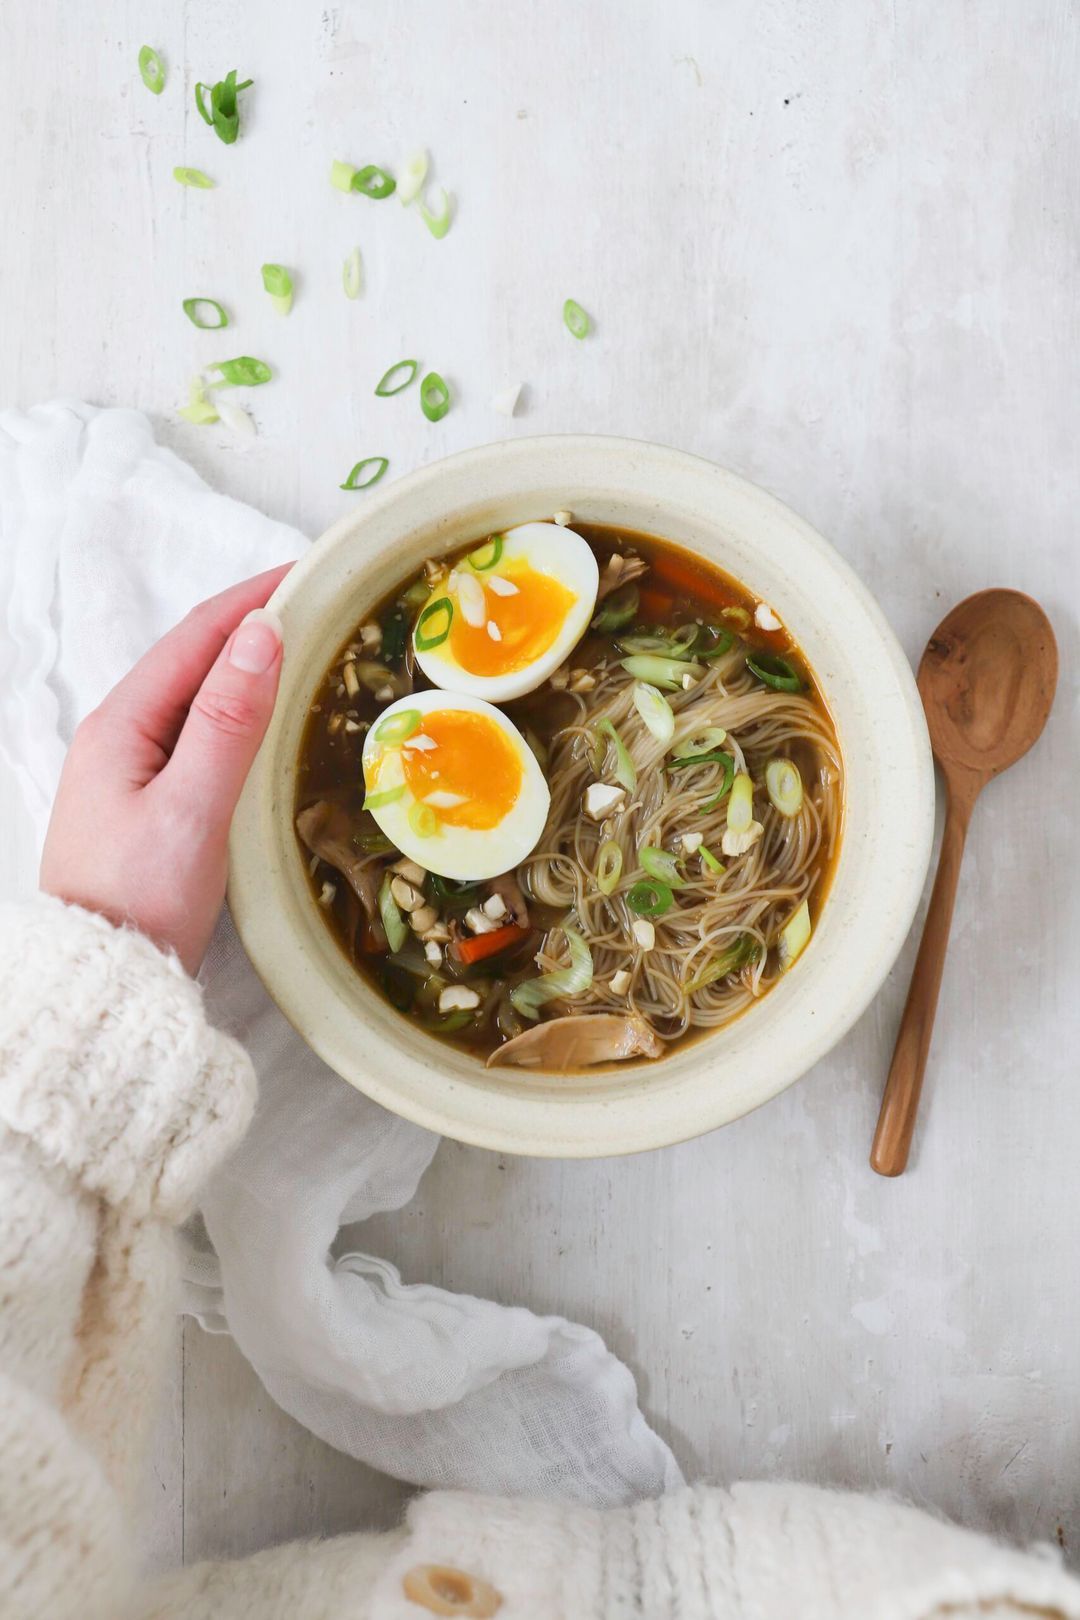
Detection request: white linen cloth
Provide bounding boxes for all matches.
[0,400,682,1505]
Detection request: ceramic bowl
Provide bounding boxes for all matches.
[229,436,933,1157]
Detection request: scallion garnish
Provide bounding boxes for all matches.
[591,583,639,633]
[698,754,737,809]
[216,399,256,438]
[686,935,758,991]
[181,297,229,330]
[365,783,406,810]
[563,298,591,339]
[779,900,812,970]
[377,873,409,951]
[343,247,363,299]
[698,628,735,659]
[510,927,593,1019]
[699,846,726,876]
[627,878,673,918]
[408,802,439,838]
[351,164,396,199]
[419,185,452,239]
[639,847,687,890]
[375,359,420,397]
[374,708,422,746]
[207,356,272,387]
[420,372,451,422]
[620,654,704,691]
[597,840,623,896]
[397,149,429,205]
[671,727,727,760]
[722,605,751,628]
[765,758,804,817]
[173,167,215,188]
[668,748,732,771]
[261,263,294,316]
[195,69,253,145]
[596,719,636,793]
[467,535,504,571]
[746,651,802,692]
[138,46,166,95]
[340,456,389,491]
[177,375,219,425]
[631,681,675,745]
[414,596,453,650]
[330,159,358,192]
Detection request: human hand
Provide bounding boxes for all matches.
[40,566,291,976]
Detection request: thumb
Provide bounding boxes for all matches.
[163,607,284,830]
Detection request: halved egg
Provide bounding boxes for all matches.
[412,521,599,702]
[361,689,550,880]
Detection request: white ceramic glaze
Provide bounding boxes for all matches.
[228,437,934,1157]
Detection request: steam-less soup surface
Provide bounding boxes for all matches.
[295,521,843,1071]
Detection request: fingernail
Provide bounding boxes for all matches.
[229,608,283,674]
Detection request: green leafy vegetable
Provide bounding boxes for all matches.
[626,878,673,918]
[375,359,419,397]
[414,596,453,649]
[195,69,253,145]
[746,651,802,692]
[207,356,271,387]
[340,456,389,491]
[181,297,228,330]
[420,372,451,422]
[138,46,166,95]
[563,298,591,339]
[351,164,396,199]
[173,167,215,188]
[419,185,452,238]
[510,927,593,1019]
[697,754,737,809]
[261,263,293,316]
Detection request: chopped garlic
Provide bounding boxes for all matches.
[482,893,508,921]
[390,877,424,912]
[342,661,361,698]
[420,921,451,944]
[391,858,428,885]
[410,904,438,933]
[569,669,596,693]
[374,684,394,703]
[425,789,467,809]
[681,671,696,691]
[457,571,486,627]
[487,575,519,597]
[681,832,703,854]
[465,906,499,935]
[403,733,437,752]
[610,968,632,995]
[553,509,572,526]
[632,919,656,950]
[317,880,336,907]
[439,985,481,1013]
[423,558,443,582]
[424,940,443,966]
[550,666,570,691]
[491,382,523,417]
[721,821,764,857]
[343,719,363,734]
[754,602,782,632]
[486,620,502,641]
[585,783,626,820]
[359,622,382,648]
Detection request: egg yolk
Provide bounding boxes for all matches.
[448,561,576,675]
[400,710,523,830]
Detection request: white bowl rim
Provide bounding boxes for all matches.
[229,434,934,1157]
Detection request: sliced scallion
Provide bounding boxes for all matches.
[216,399,256,438]
[617,632,678,655]
[639,847,687,890]
[765,758,804,817]
[592,583,639,633]
[340,456,389,491]
[408,801,438,838]
[208,356,271,387]
[672,727,727,760]
[182,297,228,330]
[177,375,219,426]
[596,719,636,793]
[375,359,420,397]
[330,159,358,192]
[632,681,675,745]
[620,654,704,691]
[746,651,802,692]
[687,935,758,991]
[698,628,735,659]
[699,846,725,875]
[467,534,504,571]
[778,899,812,970]
[343,247,363,299]
[374,708,422,745]
[365,783,406,810]
[727,773,754,833]
[510,927,593,1019]
[668,748,732,772]
[195,70,253,145]
[722,605,751,628]
[626,878,673,918]
[397,148,429,205]
[352,164,396,199]
[261,262,293,316]
[378,873,409,952]
[563,298,591,339]
[420,372,451,422]
[414,596,453,650]
[597,840,623,895]
[173,166,215,188]
[138,46,166,94]
[419,185,452,238]
[401,579,432,609]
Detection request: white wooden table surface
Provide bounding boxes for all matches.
[3,0,1079,1573]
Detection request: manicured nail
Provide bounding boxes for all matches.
[229,608,283,674]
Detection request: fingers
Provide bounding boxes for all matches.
[97,564,293,772]
[156,607,284,833]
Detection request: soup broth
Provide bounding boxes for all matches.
[296,522,843,1070]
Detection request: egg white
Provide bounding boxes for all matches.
[413,521,599,702]
[361,689,551,881]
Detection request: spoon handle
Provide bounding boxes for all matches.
[870,786,974,1176]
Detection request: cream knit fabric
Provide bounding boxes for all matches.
[1,895,1078,1620]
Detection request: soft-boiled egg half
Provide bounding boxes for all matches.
[361,689,550,881]
[412,522,599,702]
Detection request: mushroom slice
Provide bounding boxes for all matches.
[487,1012,663,1071]
[487,870,530,928]
[596,552,648,600]
[296,801,387,948]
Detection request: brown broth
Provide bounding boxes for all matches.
[295,523,841,1063]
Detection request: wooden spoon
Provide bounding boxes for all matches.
[870,590,1058,1177]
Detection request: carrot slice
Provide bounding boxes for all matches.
[452,923,528,965]
[637,587,675,622]
[647,552,744,615]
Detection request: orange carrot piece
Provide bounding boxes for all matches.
[452,923,528,965]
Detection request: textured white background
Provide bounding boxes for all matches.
[2,0,1078,1572]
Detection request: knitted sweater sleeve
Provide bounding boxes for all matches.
[0,897,256,1620]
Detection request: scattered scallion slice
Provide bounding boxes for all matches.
[668,748,732,772]
[194,69,253,145]
[208,356,272,387]
[340,456,389,491]
[746,651,802,692]
[216,399,256,438]
[352,164,396,199]
[596,719,636,793]
[419,185,452,238]
[261,263,293,316]
[686,935,758,991]
[414,596,453,650]
[620,654,704,691]
[374,708,422,745]
[510,927,593,1019]
[420,371,451,422]
[177,376,219,426]
[397,148,429,205]
[181,296,228,330]
[365,782,406,810]
[699,846,725,875]
[697,754,736,808]
[617,632,679,654]
[698,628,735,659]
[343,247,363,299]
[378,873,409,951]
[626,878,673,918]
[669,622,703,656]
[375,359,420,397]
[672,727,727,760]
[563,298,591,339]
[722,605,751,628]
[408,802,438,838]
[173,167,215,188]
[592,583,639,633]
[639,846,687,890]
[632,681,675,745]
[778,899,811,970]
[330,159,358,192]
[467,534,504,571]
[401,579,432,609]
[597,840,623,895]
[765,758,804,817]
[138,46,166,94]
[726,772,754,833]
